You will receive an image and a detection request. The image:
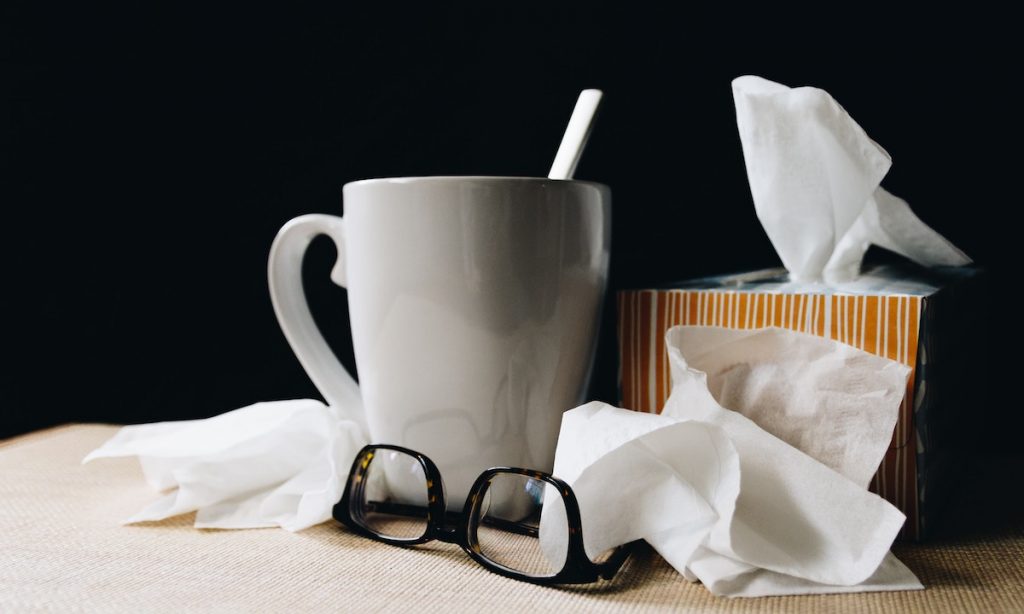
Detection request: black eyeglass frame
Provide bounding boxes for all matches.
[333,444,632,585]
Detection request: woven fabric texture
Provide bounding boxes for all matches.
[1,424,1022,613]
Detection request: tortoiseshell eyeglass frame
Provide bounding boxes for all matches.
[332,444,634,585]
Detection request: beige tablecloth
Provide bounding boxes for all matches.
[2,424,1022,613]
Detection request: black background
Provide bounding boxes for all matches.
[3,7,1017,446]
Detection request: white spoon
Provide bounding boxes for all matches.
[548,89,603,180]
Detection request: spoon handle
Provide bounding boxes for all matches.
[548,89,603,180]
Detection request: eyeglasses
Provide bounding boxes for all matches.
[332,444,633,585]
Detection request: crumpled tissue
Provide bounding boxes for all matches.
[733,75,970,282]
[83,325,924,597]
[84,399,366,531]
[540,325,923,597]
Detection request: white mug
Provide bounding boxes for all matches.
[268,176,611,506]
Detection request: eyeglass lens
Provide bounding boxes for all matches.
[352,448,431,540]
[473,473,569,577]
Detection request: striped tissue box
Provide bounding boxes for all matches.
[616,264,984,541]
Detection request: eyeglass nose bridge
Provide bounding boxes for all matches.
[433,524,462,545]
[430,505,472,546]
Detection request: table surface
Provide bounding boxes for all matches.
[2,424,1022,613]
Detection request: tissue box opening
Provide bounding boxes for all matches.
[617,264,985,541]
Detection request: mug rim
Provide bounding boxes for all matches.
[343,175,609,191]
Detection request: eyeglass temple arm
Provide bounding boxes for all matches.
[595,540,638,580]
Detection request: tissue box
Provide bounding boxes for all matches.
[617,264,984,541]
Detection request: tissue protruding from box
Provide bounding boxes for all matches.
[732,75,970,283]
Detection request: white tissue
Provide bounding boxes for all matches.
[81,326,923,596]
[83,399,367,531]
[733,75,970,283]
[542,326,923,597]
[666,326,909,488]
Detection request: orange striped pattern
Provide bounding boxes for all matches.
[617,290,923,539]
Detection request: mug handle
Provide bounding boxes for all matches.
[268,214,365,427]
